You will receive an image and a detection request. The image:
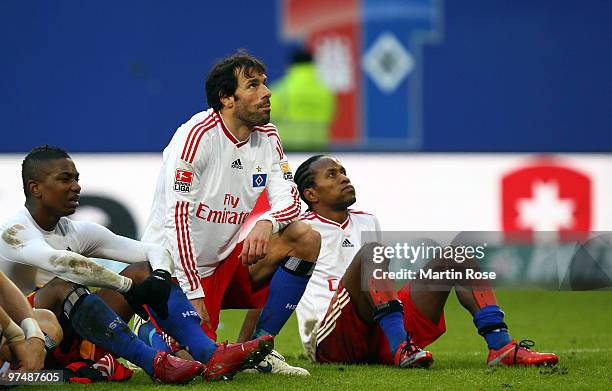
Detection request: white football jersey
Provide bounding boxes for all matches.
[142,109,300,299]
[0,208,171,291]
[296,209,380,352]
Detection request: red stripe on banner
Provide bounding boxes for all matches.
[181,202,199,287]
[175,202,195,290]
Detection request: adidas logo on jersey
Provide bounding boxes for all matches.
[231,159,243,169]
[342,238,354,248]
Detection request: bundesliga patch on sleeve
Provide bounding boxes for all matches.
[174,169,193,193]
[280,161,294,181]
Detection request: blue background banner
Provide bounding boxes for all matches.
[1,0,611,152]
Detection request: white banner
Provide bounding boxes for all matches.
[1,153,611,236]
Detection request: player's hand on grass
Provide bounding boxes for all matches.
[241,220,273,265]
[189,297,211,329]
[123,269,172,320]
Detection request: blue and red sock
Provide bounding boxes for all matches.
[136,320,171,353]
[253,257,314,337]
[377,311,408,355]
[473,305,511,350]
[147,284,218,362]
[71,294,157,375]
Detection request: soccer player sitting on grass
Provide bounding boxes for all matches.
[243,155,559,368]
[0,146,272,383]
[0,270,62,372]
[140,51,320,375]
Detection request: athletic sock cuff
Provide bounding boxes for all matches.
[281,257,315,277]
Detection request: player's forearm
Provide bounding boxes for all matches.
[44,250,132,293]
[0,306,24,343]
[257,211,296,234]
[0,272,35,323]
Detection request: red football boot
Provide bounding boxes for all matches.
[151,351,204,384]
[394,339,434,368]
[203,335,274,381]
[487,339,559,366]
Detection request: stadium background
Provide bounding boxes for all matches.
[1,1,611,388]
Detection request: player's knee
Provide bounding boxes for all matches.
[286,221,321,261]
[34,308,63,345]
[119,261,152,283]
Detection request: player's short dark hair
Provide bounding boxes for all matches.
[205,50,266,111]
[294,155,326,210]
[22,145,71,197]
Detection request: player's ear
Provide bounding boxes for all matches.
[219,92,234,109]
[303,188,318,205]
[27,180,42,199]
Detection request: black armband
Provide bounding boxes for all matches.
[281,257,316,277]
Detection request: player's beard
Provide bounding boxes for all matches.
[336,194,357,211]
[235,100,270,127]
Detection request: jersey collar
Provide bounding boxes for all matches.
[214,111,250,148]
[303,211,350,230]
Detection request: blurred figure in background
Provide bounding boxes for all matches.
[271,47,336,151]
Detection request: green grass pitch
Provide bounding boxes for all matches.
[30,290,612,390]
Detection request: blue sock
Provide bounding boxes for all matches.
[137,320,170,352]
[147,284,217,363]
[71,294,157,375]
[253,257,313,337]
[377,311,407,355]
[473,305,511,350]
